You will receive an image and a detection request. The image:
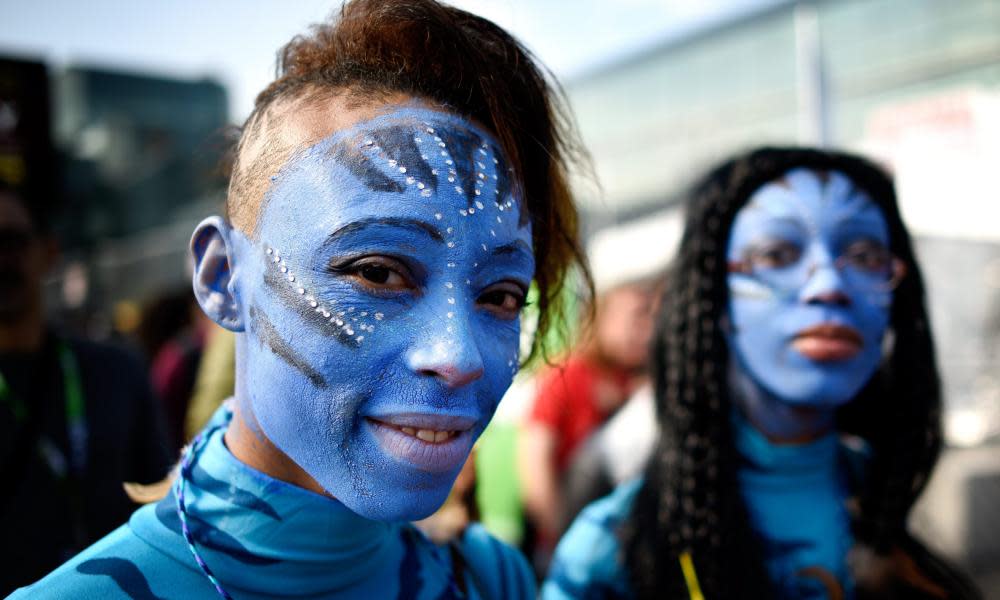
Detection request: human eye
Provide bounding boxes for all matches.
[327,255,416,293]
[477,281,528,320]
[842,239,891,274]
[745,240,802,270]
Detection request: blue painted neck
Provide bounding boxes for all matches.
[728,356,837,444]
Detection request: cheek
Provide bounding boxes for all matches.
[481,321,522,394]
[851,290,891,342]
[729,292,786,340]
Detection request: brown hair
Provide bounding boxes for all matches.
[226,0,591,363]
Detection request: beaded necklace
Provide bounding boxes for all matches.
[174,424,233,600]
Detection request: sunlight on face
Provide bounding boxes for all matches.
[232,106,534,520]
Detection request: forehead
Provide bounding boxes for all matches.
[734,168,885,232]
[257,106,528,242]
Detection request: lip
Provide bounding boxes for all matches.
[791,323,864,362]
[365,413,477,473]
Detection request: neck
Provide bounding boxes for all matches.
[728,357,836,444]
[224,399,330,498]
[0,309,44,353]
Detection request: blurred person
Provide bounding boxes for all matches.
[13,0,590,597]
[543,147,982,599]
[182,325,235,440]
[136,289,197,361]
[560,381,656,533]
[518,261,659,567]
[139,289,212,452]
[559,218,682,535]
[0,184,172,595]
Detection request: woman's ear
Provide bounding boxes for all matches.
[191,216,244,332]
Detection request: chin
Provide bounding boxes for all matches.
[766,370,865,408]
[339,481,453,522]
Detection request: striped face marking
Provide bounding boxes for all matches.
[236,106,532,521]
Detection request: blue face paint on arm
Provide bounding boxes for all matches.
[725,169,891,438]
[225,107,534,521]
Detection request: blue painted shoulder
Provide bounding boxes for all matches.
[541,479,641,600]
[457,523,536,600]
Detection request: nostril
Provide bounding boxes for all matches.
[806,290,851,306]
[422,364,483,388]
[418,368,439,379]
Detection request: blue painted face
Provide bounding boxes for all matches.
[726,168,891,408]
[230,107,534,521]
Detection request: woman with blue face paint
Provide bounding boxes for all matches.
[544,148,981,599]
[14,1,590,598]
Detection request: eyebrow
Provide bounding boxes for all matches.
[325,217,444,245]
[492,239,532,257]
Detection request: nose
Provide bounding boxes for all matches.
[406,309,485,388]
[799,248,851,307]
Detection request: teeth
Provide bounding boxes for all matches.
[397,426,456,443]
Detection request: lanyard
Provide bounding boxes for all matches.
[0,340,88,477]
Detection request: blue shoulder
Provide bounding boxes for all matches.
[541,479,641,600]
[457,523,536,600]
[9,524,191,600]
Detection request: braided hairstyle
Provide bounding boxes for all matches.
[225,0,590,363]
[622,147,942,598]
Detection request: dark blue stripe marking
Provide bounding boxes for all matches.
[155,492,280,566]
[188,462,282,522]
[436,579,462,600]
[76,558,166,600]
[370,125,436,193]
[260,272,359,352]
[396,528,423,600]
[486,534,509,600]
[330,141,404,193]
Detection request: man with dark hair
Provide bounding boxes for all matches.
[0,186,172,595]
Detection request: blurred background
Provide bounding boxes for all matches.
[2,0,999,594]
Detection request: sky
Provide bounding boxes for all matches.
[1,0,766,121]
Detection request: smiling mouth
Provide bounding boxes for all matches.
[365,414,477,472]
[792,324,864,362]
[374,420,461,443]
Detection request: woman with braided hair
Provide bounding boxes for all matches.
[543,147,980,599]
[15,0,589,598]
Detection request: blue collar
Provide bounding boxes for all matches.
[131,405,402,596]
[732,409,840,477]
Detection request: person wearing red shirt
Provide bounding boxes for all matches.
[518,277,658,569]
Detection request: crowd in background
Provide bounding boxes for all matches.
[1,1,998,596]
[1,148,994,596]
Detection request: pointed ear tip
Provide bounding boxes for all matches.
[191,215,232,242]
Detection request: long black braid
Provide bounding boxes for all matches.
[621,147,942,598]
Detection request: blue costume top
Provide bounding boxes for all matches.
[542,416,856,600]
[541,479,639,600]
[12,407,534,599]
[733,413,854,599]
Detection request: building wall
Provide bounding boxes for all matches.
[567,0,1000,216]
